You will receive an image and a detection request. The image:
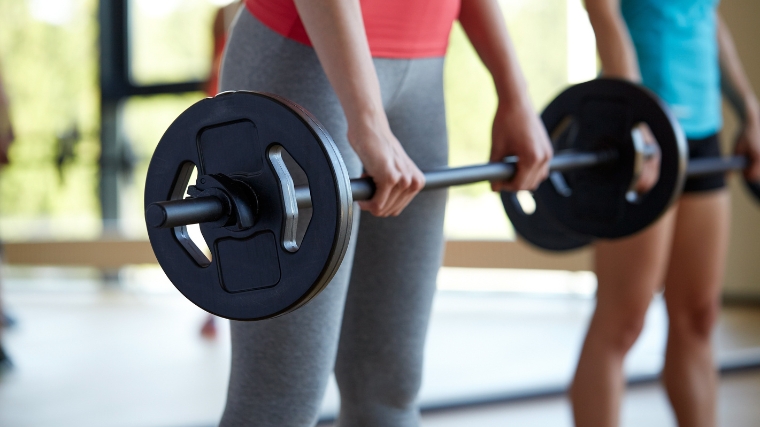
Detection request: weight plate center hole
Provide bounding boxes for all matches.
[186,166,213,260]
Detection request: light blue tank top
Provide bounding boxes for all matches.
[621,0,722,138]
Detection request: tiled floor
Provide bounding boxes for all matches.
[1,266,759,427]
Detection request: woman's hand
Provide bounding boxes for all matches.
[293,0,424,217]
[349,114,425,217]
[631,123,661,195]
[718,15,760,182]
[490,100,553,191]
[736,114,760,182]
[457,0,552,191]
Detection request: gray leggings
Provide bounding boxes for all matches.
[218,10,448,427]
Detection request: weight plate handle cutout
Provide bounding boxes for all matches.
[268,144,300,252]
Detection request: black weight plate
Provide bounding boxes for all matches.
[501,191,593,251]
[535,79,688,239]
[145,92,352,321]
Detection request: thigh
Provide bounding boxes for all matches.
[221,226,357,426]
[594,208,678,319]
[682,134,726,194]
[335,58,448,389]
[218,10,363,426]
[664,132,730,314]
[663,191,730,316]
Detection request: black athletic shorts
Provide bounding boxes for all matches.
[683,133,726,193]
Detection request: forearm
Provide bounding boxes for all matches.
[458,0,531,108]
[584,0,640,81]
[718,15,759,124]
[459,0,552,190]
[293,0,385,137]
[292,0,426,216]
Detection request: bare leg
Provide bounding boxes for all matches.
[662,191,729,427]
[570,208,678,427]
[200,314,217,339]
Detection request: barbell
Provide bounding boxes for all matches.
[506,154,757,252]
[505,81,760,252]
[146,149,625,229]
[143,79,756,320]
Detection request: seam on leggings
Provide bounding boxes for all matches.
[384,59,413,109]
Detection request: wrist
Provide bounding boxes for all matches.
[345,108,393,154]
[494,76,531,108]
[496,91,534,118]
[601,71,641,83]
[743,96,760,125]
[344,94,386,126]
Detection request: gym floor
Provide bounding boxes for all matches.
[1,266,759,427]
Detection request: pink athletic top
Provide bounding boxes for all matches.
[244,0,461,58]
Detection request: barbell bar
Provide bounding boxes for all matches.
[146,148,621,230]
[687,155,746,177]
[147,148,752,232]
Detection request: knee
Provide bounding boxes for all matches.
[609,315,647,354]
[668,299,719,341]
[336,361,422,413]
[590,306,649,354]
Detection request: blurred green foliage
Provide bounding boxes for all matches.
[0,0,101,239]
[129,0,217,85]
[445,0,568,195]
[0,0,574,240]
[121,0,220,237]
